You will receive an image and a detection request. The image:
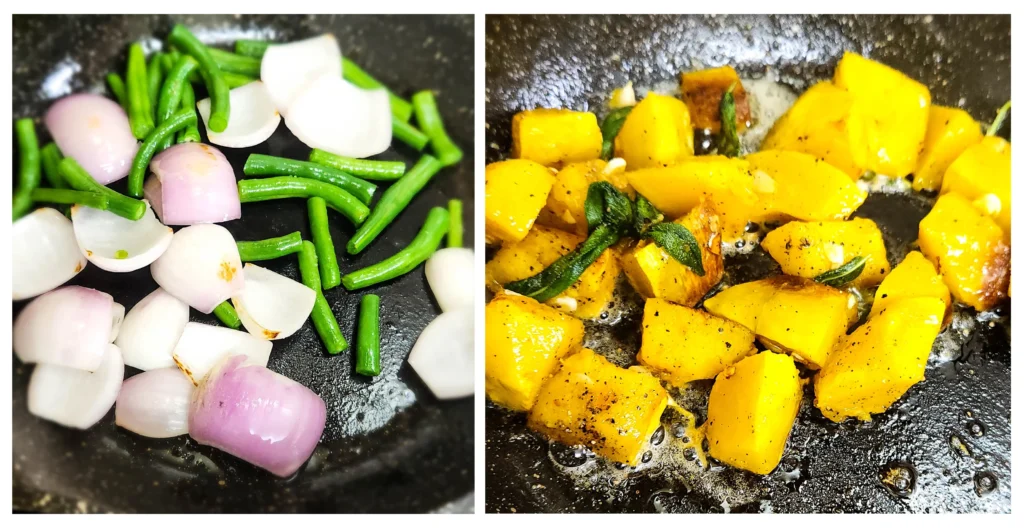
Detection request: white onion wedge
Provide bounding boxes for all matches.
[284,74,392,158]
[171,322,273,385]
[198,81,280,148]
[145,143,241,226]
[407,308,474,400]
[13,208,87,301]
[232,264,315,340]
[115,288,190,371]
[71,200,173,273]
[260,34,342,115]
[14,286,120,371]
[150,224,244,314]
[28,343,125,429]
[424,247,475,312]
[115,367,193,438]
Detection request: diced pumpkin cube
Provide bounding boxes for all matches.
[702,278,780,331]
[528,349,668,465]
[833,51,931,177]
[485,225,619,319]
[761,218,890,287]
[756,277,858,370]
[637,298,755,387]
[680,66,751,133]
[536,159,633,236]
[484,159,554,245]
[620,200,724,307]
[918,193,1010,311]
[761,81,868,179]
[705,351,803,475]
[614,93,694,169]
[912,105,983,191]
[485,293,585,412]
[814,297,945,422]
[869,251,951,321]
[511,108,602,168]
[940,136,1011,237]
[745,150,867,222]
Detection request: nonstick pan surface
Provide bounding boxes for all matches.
[13,14,474,513]
[485,14,1010,514]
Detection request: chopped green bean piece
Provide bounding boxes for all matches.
[236,231,303,262]
[59,157,145,221]
[392,115,430,151]
[169,24,230,132]
[127,108,198,198]
[308,149,406,181]
[31,188,109,210]
[412,90,463,166]
[342,207,449,290]
[297,240,348,354]
[243,154,377,205]
[447,199,463,248]
[341,57,413,122]
[237,177,369,226]
[13,118,41,220]
[356,294,382,376]
[126,43,155,139]
[40,143,66,189]
[106,73,128,109]
[347,155,443,254]
[234,39,271,59]
[212,301,242,329]
[308,197,341,290]
[206,47,262,77]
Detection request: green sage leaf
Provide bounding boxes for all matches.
[633,193,664,235]
[583,181,634,234]
[504,224,622,302]
[643,222,705,276]
[600,106,633,160]
[716,83,741,158]
[813,256,867,287]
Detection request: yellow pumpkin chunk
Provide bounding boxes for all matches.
[637,298,755,387]
[680,66,751,133]
[511,108,602,168]
[912,105,983,192]
[706,351,803,475]
[746,150,867,222]
[536,159,633,236]
[761,218,889,287]
[701,278,779,331]
[484,159,554,245]
[940,136,1011,237]
[814,297,945,422]
[869,251,951,321]
[614,93,694,169]
[528,349,668,465]
[485,294,585,412]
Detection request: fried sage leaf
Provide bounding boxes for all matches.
[813,256,867,287]
[583,181,633,233]
[716,83,741,158]
[644,222,705,277]
[504,224,621,302]
[633,193,663,235]
[599,106,633,160]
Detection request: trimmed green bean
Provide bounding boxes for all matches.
[206,48,262,77]
[448,198,463,248]
[31,188,109,210]
[234,39,271,58]
[106,73,128,109]
[40,143,66,189]
[412,90,463,166]
[212,301,242,329]
[155,55,200,151]
[13,119,41,220]
[342,206,449,290]
[223,72,256,89]
[243,154,377,205]
[308,197,341,290]
[341,57,413,122]
[176,81,202,144]
[59,158,145,221]
[169,24,230,132]
[127,109,198,198]
[237,177,369,226]
[147,52,166,121]
[298,240,348,354]
[126,43,155,139]
[347,155,443,254]
[392,115,430,151]
[356,294,382,376]
[308,148,406,181]
[236,231,304,262]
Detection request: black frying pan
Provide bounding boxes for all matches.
[13,14,474,513]
[485,14,1010,513]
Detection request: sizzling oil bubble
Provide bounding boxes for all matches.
[879,461,917,499]
[650,425,666,447]
[548,441,593,468]
[966,420,986,437]
[973,471,997,496]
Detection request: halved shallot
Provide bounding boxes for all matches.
[424,247,475,312]
[407,308,474,400]
[13,208,87,301]
[198,81,280,148]
[143,143,241,225]
[259,34,342,115]
[232,263,316,340]
[71,200,173,272]
[44,93,139,185]
[284,74,392,158]
[115,288,190,371]
[28,343,125,429]
[150,224,244,313]
[14,286,124,372]
[115,367,194,438]
[171,322,272,385]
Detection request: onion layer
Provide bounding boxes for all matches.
[72,200,173,272]
[424,247,475,312]
[115,288,190,371]
[13,208,88,301]
[233,263,316,340]
[171,322,272,385]
[115,367,193,438]
[28,343,125,429]
[14,286,121,371]
[150,224,245,313]
[198,81,280,148]
[407,308,474,400]
[44,93,139,185]
[260,34,342,115]
[144,143,241,225]
[284,74,392,158]
[189,355,327,477]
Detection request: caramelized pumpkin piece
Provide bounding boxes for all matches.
[512,108,602,168]
[637,298,755,387]
[940,136,1011,237]
[746,150,867,222]
[484,293,585,412]
[918,193,1009,311]
[701,278,779,330]
[761,218,889,287]
[869,250,951,321]
[814,297,945,422]
[536,159,633,236]
[484,159,554,245]
[528,349,668,465]
[706,351,803,475]
[680,66,751,133]
[614,93,694,169]
[912,105,983,192]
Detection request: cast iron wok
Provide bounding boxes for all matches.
[13,14,474,513]
[485,14,1010,514]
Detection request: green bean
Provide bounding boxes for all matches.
[411,90,463,166]
[147,52,166,121]
[342,206,449,290]
[31,188,109,210]
[234,39,271,58]
[308,148,406,181]
[356,294,382,376]
[341,57,413,122]
[176,81,202,144]
[448,198,464,248]
[237,177,369,226]
[169,24,230,132]
[106,73,128,109]
[126,43,155,139]
[212,301,242,329]
[206,48,262,77]
[298,240,348,354]
[307,197,341,290]
[236,231,304,262]
[392,115,430,151]
[127,109,198,198]
[347,155,443,254]
[243,154,377,205]
[155,55,200,151]
[12,119,41,220]
[223,72,256,89]
[59,158,145,221]
[40,143,66,189]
